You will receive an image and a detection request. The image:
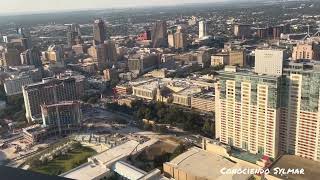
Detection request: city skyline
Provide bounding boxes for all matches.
[1,0,261,15]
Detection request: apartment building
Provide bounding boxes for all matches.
[215,70,281,158]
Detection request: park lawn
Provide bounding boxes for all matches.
[29,146,97,176]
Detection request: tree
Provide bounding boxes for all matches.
[202,120,213,136]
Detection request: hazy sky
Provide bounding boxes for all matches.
[2,0,230,14]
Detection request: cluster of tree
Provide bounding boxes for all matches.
[81,93,100,104]
[105,100,214,137]
[199,65,224,75]
[0,87,27,129]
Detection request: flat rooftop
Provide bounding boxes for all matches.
[61,162,110,180]
[165,147,251,180]
[270,155,320,180]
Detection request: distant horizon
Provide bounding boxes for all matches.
[0,0,276,16]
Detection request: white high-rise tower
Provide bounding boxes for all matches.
[199,21,207,39]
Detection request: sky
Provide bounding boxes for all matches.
[1,0,232,14]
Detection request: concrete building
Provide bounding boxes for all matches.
[234,24,251,38]
[168,34,175,48]
[229,49,246,67]
[67,23,82,48]
[61,139,161,180]
[254,49,286,76]
[151,20,168,48]
[128,53,158,74]
[103,68,118,81]
[93,19,106,45]
[4,75,33,96]
[279,61,320,161]
[211,53,229,66]
[0,45,21,67]
[20,48,42,67]
[44,45,63,62]
[292,42,320,61]
[23,77,79,122]
[198,21,207,39]
[191,91,215,112]
[41,101,82,134]
[163,147,252,180]
[88,44,107,69]
[215,70,282,158]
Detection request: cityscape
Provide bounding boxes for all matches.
[1,0,320,179]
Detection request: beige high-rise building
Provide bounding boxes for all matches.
[216,62,320,161]
[168,34,175,48]
[292,42,320,61]
[215,70,281,158]
[174,32,186,49]
[88,44,107,69]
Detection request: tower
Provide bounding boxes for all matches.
[93,19,107,45]
[199,21,207,39]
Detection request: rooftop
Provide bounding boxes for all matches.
[165,147,251,180]
[270,155,320,180]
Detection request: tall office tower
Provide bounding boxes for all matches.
[151,20,168,48]
[104,40,117,63]
[88,44,107,69]
[255,49,286,76]
[234,24,251,38]
[1,44,21,67]
[67,24,82,48]
[93,19,106,45]
[23,77,78,122]
[215,69,282,158]
[198,21,207,39]
[41,101,82,134]
[174,26,187,49]
[292,42,320,61]
[168,33,175,48]
[279,62,320,161]
[17,27,32,49]
[20,47,42,67]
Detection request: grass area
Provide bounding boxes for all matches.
[29,145,96,176]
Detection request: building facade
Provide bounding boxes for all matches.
[23,77,79,122]
[215,71,281,158]
[255,49,286,76]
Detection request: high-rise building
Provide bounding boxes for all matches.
[23,77,79,122]
[93,19,106,45]
[41,101,82,134]
[88,44,107,69]
[44,45,64,62]
[279,62,320,161]
[17,27,32,49]
[67,24,82,48]
[174,27,187,49]
[168,34,175,48]
[292,42,320,61]
[255,49,286,76]
[4,75,33,96]
[215,70,282,158]
[20,47,42,67]
[151,20,168,48]
[1,44,21,67]
[199,21,207,39]
[216,61,320,161]
[234,24,251,38]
